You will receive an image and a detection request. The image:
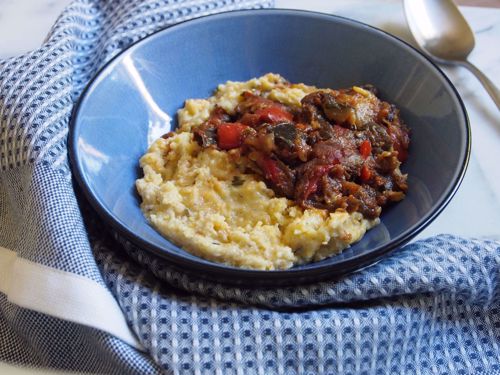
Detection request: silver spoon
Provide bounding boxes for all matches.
[403,0,500,110]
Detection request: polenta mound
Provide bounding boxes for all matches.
[135,73,409,270]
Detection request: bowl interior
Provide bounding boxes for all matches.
[70,10,469,283]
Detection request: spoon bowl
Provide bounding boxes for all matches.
[404,0,500,109]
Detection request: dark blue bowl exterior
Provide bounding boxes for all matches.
[69,10,470,285]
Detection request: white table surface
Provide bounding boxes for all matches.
[0,0,499,373]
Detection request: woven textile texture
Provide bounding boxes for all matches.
[1,0,500,374]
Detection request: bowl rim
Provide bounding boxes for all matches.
[68,8,471,284]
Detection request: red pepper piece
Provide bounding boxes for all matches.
[217,122,248,150]
[359,139,372,159]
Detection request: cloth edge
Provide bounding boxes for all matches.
[0,246,143,351]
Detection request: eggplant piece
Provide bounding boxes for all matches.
[321,94,357,127]
[272,122,297,148]
[193,125,217,147]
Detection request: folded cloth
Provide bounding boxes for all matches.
[0,1,499,374]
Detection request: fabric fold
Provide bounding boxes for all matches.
[100,234,500,374]
[116,234,500,309]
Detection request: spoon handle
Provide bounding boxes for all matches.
[459,60,500,111]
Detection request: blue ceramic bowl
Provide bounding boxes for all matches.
[69,9,470,285]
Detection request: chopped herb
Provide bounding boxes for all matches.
[232,175,245,186]
[161,131,175,139]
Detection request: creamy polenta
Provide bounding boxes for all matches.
[136,74,387,270]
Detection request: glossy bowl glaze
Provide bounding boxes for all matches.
[69,9,470,286]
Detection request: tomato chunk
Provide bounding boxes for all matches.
[261,157,295,198]
[393,141,408,162]
[302,164,333,201]
[359,140,372,159]
[262,158,281,183]
[387,125,409,162]
[262,158,293,187]
[217,122,248,150]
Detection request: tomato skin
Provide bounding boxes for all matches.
[255,106,293,124]
[359,140,372,159]
[217,123,248,150]
[360,164,372,182]
[240,106,293,127]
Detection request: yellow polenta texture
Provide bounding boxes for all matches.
[136,74,378,270]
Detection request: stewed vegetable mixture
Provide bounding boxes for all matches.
[192,85,410,220]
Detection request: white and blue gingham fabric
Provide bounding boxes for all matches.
[0,1,499,374]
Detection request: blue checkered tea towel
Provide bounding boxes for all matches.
[1,1,499,374]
